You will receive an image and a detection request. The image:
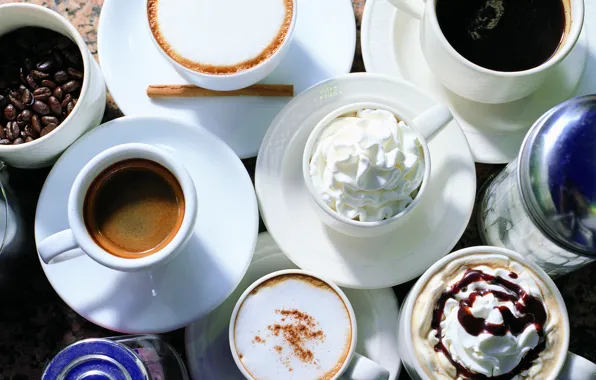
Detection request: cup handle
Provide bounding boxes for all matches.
[557,352,596,379]
[38,229,78,264]
[385,0,425,19]
[342,352,390,380]
[412,104,453,142]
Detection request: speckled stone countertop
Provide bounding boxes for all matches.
[0,1,593,379]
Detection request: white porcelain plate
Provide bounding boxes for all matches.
[35,116,258,333]
[361,0,595,163]
[97,0,356,159]
[185,232,402,380]
[255,73,476,289]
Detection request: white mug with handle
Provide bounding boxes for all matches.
[385,0,585,104]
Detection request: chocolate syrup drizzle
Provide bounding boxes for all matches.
[431,269,547,379]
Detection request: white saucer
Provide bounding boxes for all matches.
[361,0,594,164]
[255,73,476,289]
[35,116,258,333]
[97,0,356,159]
[185,232,402,380]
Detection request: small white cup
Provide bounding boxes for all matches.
[397,246,596,379]
[37,143,198,272]
[303,102,452,237]
[0,4,106,168]
[229,269,390,380]
[386,0,584,104]
[145,0,297,91]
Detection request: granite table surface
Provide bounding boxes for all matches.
[0,0,594,379]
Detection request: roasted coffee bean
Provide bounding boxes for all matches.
[23,125,38,138]
[52,86,63,100]
[36,59,54,72]
[33,87,51,102]
[54,70,68,83]
[41,116,58,125]
[30,69,49,80]
[56,36,73,50]
[63,50,82,66]
[61,80,81,93]
[26,74,39,90]
[0,95,6,109]
[40,123,57,137]
[19,67,27,84]
[40,79,56,89]
[67,67,83,80]
[32,100,50,115]
[0,127,5,139]
[6,121,20,140]
[48,96,62,115]
[3,104,17,121]
[66,101,75,116]
[20,109,33,123]
[31,115,42,134]
[52,50,63,67]
[24,136,33,143]
[12,137,24,145]
[21,88,33,105]
[61,94,72,108]
[8,93,25,111]
[0,139,10,145]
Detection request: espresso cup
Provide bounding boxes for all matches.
[229,269,390,380]
[37,143,197,271]
[387,0,584,104]
[145,0,297,91]
[397,246,596,379]
[303,102,452,237]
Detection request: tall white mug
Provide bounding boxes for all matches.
[386,0,585,104]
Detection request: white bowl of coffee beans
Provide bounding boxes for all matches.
[0,4,106,168]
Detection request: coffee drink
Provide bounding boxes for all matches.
[84,159,185,258]
[410,252,566,379]
[436,0,570,72]
[232,274,352,379]
[147,0,294,75]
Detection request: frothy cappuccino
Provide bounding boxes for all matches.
[232,274,352,380]
[411,253,567,379]
[147,0,293,74]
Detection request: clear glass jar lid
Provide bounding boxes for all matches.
[518,95,596,257]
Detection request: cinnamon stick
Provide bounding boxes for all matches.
[147,84,294,98]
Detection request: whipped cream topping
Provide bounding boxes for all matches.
[308,109,425,222]
[430,263,548,378]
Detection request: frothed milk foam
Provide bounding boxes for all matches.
[148,0,293,74]
[233,274,352,380]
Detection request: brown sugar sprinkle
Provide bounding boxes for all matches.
[267,308,325,367]
[274,345,283,353]
[253,336,266,344]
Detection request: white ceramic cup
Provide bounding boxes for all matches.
[0,3,106,168]
[145,0,297,91]
[37,143,198,272]
[386,0,584,104]
[397,246,596,380]
[302,102,452,237]
[229,269,390,380]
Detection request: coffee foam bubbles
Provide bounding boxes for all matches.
[411,253,567,380]
[233,275,352,380]
[148,0,292,74]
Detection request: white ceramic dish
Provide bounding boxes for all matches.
[255,73,476,289]
[185,232,402,380]
[0,4,106,168]
[97,0,356,158]
[361,0,594,163]
[35,116,259,333]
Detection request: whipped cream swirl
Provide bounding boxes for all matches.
[430,265,548,378]
[308,109,424,222]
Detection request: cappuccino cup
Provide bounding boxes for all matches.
[397,246,596,379]
[146,0,297,91]
[37,143,197,272]
[229,269,390,380]
[386,0,584,104]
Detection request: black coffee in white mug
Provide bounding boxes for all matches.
[436,0,569,72]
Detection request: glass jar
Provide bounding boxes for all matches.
[478,95,596,277]
[42,335,189,380]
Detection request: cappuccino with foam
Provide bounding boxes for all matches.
[148,0,293,74]
[231,273,352,380]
